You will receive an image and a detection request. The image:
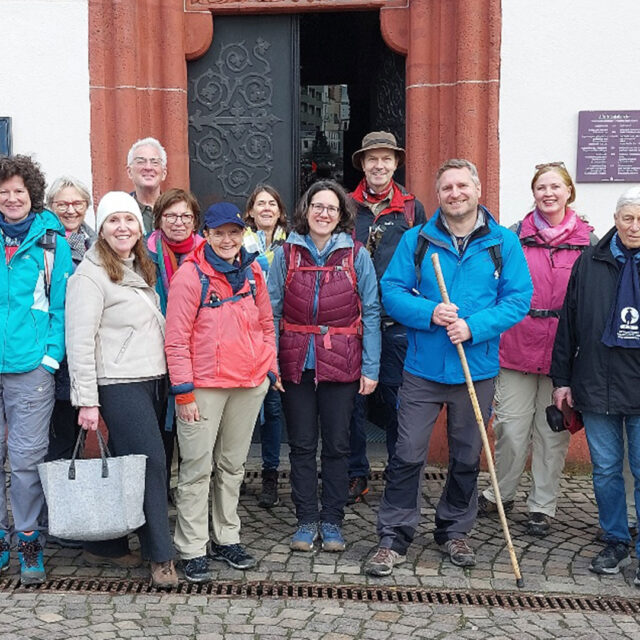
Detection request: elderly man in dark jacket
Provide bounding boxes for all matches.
[551,186,640,585]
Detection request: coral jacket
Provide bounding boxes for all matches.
[165,243,277,392]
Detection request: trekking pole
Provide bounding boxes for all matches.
[431,253,524,588]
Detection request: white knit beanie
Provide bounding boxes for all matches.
[96,191,144,233]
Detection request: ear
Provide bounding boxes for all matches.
[161,166,168,181]
[126,165,134,181]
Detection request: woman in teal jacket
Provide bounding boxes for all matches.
[0,155,72,585]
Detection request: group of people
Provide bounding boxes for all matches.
[0,130,639,590]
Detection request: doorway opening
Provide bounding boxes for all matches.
[298,11,406,194]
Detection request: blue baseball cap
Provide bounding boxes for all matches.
[203,202,245,229]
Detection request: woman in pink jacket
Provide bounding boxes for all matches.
[479,162,593,536]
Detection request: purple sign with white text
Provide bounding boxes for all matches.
[577,111,640,183]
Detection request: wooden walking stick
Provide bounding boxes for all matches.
[431,253,524,588]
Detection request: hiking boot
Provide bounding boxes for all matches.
[527,512,550,537]
[477,493,513,517]
[320,522,345,552]
[208,542,256,570]
[440,538,476,567]
[347,476,368,505]
[182,555,212,584]
[291,522,319,552]
[365,547,406,577]
[16,531,46,585]
[596,525,637,543]
[81,550,142,568]
[0,530,10,573]
[258,469,279,508]
[150,560,179,589]
[590,542,631,574]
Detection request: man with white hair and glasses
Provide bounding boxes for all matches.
[127,137,167,233]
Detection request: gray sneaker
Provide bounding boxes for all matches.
[440,538,476,567]
[365,547,406,577]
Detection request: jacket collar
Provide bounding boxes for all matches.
[287,230,354,252]
[84,243,150,288]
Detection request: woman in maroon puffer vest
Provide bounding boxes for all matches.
[268,180,381,553]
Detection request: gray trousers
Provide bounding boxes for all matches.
[377,371,494,553]
[0,366,54,533]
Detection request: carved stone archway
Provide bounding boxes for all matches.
[89,0,501,216]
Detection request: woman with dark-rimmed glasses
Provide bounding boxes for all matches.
[268,180,380,553]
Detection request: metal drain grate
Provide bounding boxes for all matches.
[2,578,639,615]
[242,470,448,483]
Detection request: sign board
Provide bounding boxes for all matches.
[577,111,640,182]
[0,118,12,156]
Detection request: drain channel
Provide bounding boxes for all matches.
[1,578,638,615]
[243,470,448,483]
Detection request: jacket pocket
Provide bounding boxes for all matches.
[114,328,135,364]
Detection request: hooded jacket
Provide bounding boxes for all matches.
[381,207,533,384]
[551,227,640,414]
[0,210,72,374]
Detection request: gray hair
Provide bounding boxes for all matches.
[126,137,167,167]
[46,175,92,209]
[435,158,480,189]
[615,186,640,214]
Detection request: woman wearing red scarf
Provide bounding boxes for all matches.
[478,163,594,536]
[146,189,204,491]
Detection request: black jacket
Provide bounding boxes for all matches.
[550,226,640,414]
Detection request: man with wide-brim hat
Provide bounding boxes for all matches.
[347,131,426,505]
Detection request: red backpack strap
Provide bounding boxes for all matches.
[403,197,415,228]
[283,243,300,289]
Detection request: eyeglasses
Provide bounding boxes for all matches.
[162,212,194,224]
[310,203,340,216]
[535,161,566,170]
[52,200,88,213]
[132,157,163,167]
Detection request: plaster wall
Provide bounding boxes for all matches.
[500,0,640,237]
[0,0,92,219]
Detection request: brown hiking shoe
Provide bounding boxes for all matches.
[81,550,142,568]
[150,560,179,589]
[440,538,476,567]
[477,493,513,517]
[365,547,406,576]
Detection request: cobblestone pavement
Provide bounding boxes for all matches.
[1,447,639,638]
[0,591,639,639]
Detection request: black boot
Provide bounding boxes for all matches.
[258,469,279,508]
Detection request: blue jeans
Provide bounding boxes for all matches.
[583,412,640,556]
[260,388,283,471]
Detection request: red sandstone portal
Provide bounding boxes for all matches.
[88,0,590,466]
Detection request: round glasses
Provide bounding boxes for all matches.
[162,212,195,224]
[52,200,88,214]
[310,203,339,216]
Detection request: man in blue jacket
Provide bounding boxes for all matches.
[365,159,532,576]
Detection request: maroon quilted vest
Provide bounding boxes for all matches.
[279,241,363,383]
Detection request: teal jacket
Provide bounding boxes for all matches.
[0,210,73,373]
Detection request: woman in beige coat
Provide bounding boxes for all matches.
[65,191,177,588]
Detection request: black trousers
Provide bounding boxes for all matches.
[83,378,174,562]
[46,399,80,462]
[282,370,359,525]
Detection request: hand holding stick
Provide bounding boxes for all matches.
[431,253,524,588]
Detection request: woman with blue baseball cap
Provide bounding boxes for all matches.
[165,201,280,583]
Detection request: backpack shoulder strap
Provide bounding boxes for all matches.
[284,243,298,289]
[413,224,429,286]
[193,262,211,310]
[488,242,503,279]
[37,230,57,299]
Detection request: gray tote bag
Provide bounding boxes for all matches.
[38,429,147,541]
